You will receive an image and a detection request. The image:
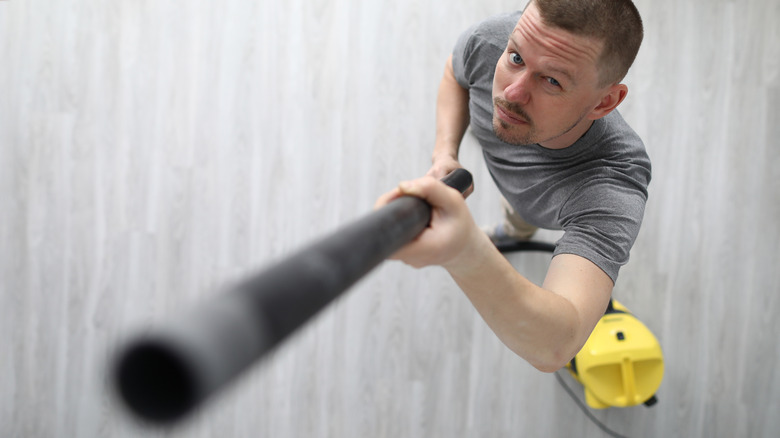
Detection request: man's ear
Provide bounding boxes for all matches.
[588,84,628,120]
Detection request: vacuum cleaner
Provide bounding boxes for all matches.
[566,298,664,409]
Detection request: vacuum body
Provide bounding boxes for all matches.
[566,299,664,409]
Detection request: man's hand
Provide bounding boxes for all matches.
[374,176,485,270]
[426,156,474,197]
[426,154,461,179]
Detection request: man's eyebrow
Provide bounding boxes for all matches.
[547,65,576,85]
[507,33,577,85]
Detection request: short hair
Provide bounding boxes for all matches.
[531,0,644,86]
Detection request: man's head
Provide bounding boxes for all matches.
[492,0,643,148]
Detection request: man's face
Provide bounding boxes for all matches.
[492,3,607,148]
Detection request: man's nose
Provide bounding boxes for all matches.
[504,72,532,105]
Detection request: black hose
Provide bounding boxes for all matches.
[112,169,473,424]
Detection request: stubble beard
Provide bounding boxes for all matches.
[493,117,536,145]
[492,98,536,145]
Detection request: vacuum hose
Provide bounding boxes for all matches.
[112,169,473,424]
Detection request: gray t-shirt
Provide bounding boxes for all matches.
[452,11,651,283]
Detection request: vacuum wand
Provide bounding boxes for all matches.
[112,169,473,424]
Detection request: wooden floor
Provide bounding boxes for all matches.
[2,0,779,436]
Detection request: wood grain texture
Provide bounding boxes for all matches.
[2,0,779,437]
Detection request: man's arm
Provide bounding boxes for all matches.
[428,55,471,180]
[375,177,613,372]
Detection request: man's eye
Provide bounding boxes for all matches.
[547,77,561,87]
[509,53,524,65]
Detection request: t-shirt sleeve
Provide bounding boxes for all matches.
[553,177,648,284]
[451,23,482,89]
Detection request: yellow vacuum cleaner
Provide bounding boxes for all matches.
[566,299,664,409]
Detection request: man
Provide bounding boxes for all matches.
[375,0,650,372]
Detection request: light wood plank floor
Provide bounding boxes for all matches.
[2,0,779,436]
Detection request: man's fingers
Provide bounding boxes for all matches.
[372,175,478,269]
[426,156,462,180]
[397,177,464,209]
[373,187,403,210]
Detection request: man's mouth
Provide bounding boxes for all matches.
[495,102,530,125]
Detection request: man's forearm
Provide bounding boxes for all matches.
[443,233,585,373]
[433,55,471,163]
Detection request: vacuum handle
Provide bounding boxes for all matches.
[440,167,473,194]
[113,169,473,424]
